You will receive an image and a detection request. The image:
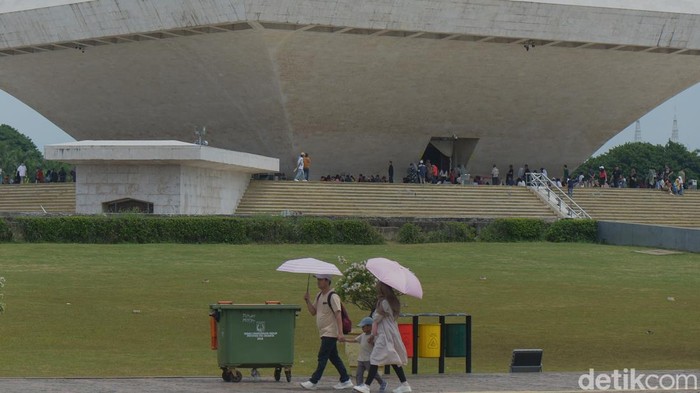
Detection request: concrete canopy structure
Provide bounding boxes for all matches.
[4,1,700,179]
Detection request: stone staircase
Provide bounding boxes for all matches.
[235,181,558,219]
[569,187,700,227]
[5,181,696,228]
[0,183,76,213]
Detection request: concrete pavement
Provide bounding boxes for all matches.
[1,370,698,393]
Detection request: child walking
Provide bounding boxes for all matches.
[350,317,388,392]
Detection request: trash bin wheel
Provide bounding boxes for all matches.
[274,367,282,381]
[221,369,233,382]
[285,367,292,382]
[232,370,243,382]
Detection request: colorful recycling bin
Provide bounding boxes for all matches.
[398,323,414,357]
[417,323,441,358]
[444,323,467,357]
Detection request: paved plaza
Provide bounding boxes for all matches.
[1,370,698,393]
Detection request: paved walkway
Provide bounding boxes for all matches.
[1,371,698,393]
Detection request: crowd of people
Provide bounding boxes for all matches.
[560,164,690,196]
[0,163,75,184]
[291,153,693,198]
[320,174,390,183]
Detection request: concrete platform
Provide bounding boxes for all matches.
[44,140,278,215]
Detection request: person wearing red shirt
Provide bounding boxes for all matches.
[598,166,607,187]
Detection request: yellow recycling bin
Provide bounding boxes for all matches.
[417,323,441,358]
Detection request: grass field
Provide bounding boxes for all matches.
[0,242,698,378]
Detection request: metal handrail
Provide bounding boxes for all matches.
[527,173,591,219]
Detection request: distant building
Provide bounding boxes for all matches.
[671,115,680,143]
[635,121,642,143]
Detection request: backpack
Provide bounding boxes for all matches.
[318,291,352,334]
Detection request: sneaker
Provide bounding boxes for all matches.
[300,380,318,390]
[294,179,299,182]
[378,381,388,392]
[353,384,370,393]
[392,382,412,393]
[334,379,354,389]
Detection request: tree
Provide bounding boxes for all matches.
[574,141,700,186]
[0,124,70,182]
[335,257,378,311]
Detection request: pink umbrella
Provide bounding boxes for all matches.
[277,257,343,291]
[366,257,423,299]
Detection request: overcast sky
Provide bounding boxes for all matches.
[511,0,700,14]
[1,83,699,158]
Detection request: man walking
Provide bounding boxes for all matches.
[301,274,354,390]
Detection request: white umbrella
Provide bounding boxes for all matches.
[277,257,343,291]
[366,257,423,299]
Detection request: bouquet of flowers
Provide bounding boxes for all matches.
[335,257,377,311]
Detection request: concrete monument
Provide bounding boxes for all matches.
[4,1,700,178]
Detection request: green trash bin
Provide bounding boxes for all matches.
[444,323,466,357]
[209,303,301,383]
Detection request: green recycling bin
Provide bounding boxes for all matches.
[209,303,301,383]
[444,323,467,357]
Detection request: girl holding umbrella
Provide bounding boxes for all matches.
[352,281,412,393]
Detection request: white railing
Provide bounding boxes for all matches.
[527,173,591,219]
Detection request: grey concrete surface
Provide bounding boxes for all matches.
[0,371,698,393]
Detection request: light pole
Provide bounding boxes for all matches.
[194,126,208,146]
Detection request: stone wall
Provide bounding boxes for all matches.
[598,221,700,253]
[76,164,251,215]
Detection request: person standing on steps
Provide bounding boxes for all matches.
[417,160,426,184]
[303,152,311,181]
[388,161,394,183]
[491,164,500,186]
[294,153,305,181]
[17,162,27,184]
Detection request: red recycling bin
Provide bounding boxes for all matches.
[398,323,414,358]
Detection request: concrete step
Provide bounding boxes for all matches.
[236,181,558,219]
[568,188,700,227]
[0,183,76,213]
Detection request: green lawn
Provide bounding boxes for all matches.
[0,243,698,377]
